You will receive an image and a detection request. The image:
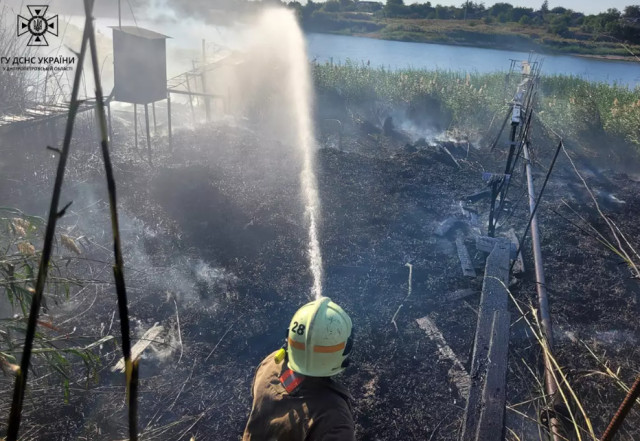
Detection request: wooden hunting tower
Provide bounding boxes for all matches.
[111,26,169,104]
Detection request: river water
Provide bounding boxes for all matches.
[306,33,640,88]
[59,15,640,88]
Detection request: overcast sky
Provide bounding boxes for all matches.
[404,1,635,15]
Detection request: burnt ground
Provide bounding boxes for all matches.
[1,99,640,441]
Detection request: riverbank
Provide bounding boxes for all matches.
[302,16,640,60]
[576,53,639,62]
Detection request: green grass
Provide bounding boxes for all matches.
[314,61,508,129]
[312,61,640,149]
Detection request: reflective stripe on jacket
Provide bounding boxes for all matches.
[243,350,355,441]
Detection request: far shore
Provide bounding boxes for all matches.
[312,29,640,64]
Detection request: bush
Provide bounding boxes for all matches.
[519,15,532,25]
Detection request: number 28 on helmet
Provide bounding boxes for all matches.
[286,297,353,377]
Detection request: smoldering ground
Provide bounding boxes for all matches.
[2,2,640,441]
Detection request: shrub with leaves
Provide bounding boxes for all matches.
[0,207,106,402]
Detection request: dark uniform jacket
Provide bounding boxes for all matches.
[242,351,355,441]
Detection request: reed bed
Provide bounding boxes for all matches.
[312,61,640,149]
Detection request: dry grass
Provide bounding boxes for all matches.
[501,278,598,441]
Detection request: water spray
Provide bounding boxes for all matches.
[256,9,324,299]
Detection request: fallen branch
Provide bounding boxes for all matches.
[112,324,164,373]
[391,263,412,333]
[173,298,183,364]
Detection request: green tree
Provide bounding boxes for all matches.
[465,1,486,19]
[489,2,514,18]
[624,5,640,19]
[384,0,408,17]
[548,13,571,35]
[540,0,549,13]
[301,0,322,21]
[322,0,341,13]
[511,7,534,23]
[409,2,434,19]
[435,5,452,19]
[519,14,531,24]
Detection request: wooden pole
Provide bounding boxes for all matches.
[185,74,195,125]
[134,103,138,151]
[202,39,210,121]
[107,100,113,142]
[167,93,172,150]
[144,103,152,165]
[152,101,157,133]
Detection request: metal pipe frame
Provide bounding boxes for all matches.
[523,142,562,441]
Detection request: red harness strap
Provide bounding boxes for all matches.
[279,368,305,394]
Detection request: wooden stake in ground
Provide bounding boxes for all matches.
[391,263,412,332]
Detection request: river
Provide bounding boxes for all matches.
[67,15,640,88]
[306,33,640,88]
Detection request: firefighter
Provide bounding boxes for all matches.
[243,297,355,441]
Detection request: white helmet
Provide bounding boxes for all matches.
[286,297,353,377]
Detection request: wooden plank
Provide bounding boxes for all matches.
[445,288,476,302]
[460,238,510,441]
[477,310,511,441]
[507,228,525,274]
[456,237,477,278]
[476,235,517,259]
[112,323,164,373]
[416,316,470,399]
[435,217,464,237]
[476,235,498,254]
[459,202,480,227]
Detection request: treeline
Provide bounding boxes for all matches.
[282,1,640,43]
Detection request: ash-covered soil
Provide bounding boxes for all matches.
[1,103,639,440]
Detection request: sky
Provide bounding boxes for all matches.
[403,1,636,15]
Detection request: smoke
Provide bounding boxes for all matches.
[38,4,325,301]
